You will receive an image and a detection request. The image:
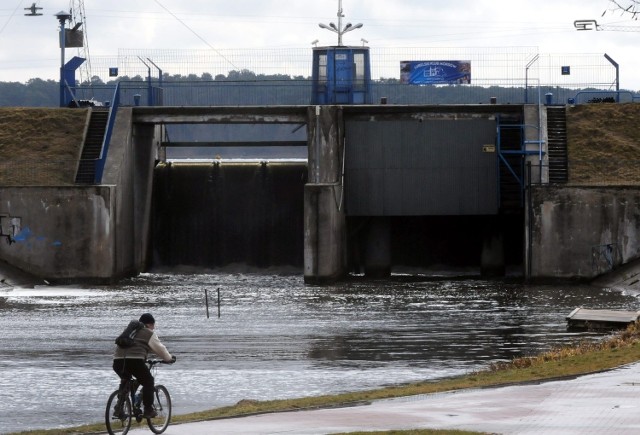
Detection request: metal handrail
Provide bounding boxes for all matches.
[93,82,121,183]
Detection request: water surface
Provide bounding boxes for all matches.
[0,272,635,433]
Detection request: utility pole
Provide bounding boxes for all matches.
[55,11,72,107]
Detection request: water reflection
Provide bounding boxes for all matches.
[0,273,636,433]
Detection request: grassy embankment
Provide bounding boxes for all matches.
[11,322,640,435]
[566,103,640,185]
[0,107,86,186]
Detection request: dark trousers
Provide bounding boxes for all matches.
[113,359,155,409]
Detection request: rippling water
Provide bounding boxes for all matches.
[0,272,636,433]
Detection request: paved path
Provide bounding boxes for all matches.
[129,362,640,434]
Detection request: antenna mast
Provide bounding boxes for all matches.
[69,0,92,84]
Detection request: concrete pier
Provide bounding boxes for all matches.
[304,183,346,283]
[304,106,346,283]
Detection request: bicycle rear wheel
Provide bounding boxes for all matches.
[105,389,133,435]
[146,384,172,434]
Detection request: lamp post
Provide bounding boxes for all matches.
[318,0,363,46]
[604,53,620,102]
[55,11,72,107]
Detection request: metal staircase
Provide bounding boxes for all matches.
[546,107,569,183]
[75,107,109,184]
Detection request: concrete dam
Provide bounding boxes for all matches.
[150,161,522,274]
[2,103,640,283]
[147,104,527,279]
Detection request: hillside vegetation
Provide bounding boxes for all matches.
[0,108,87,185]
[567,103,640,185]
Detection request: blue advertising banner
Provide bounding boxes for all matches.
[400,60,471,85]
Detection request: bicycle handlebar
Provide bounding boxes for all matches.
[146,359,174,366]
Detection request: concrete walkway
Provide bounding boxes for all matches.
[129,362,640,435]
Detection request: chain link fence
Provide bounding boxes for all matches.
[69,47,629,106]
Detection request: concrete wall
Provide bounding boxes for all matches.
[524,104,548,183]
[0,185,116,281]
[0,108,158,283]
[528,186,640,278]
[102,108,159,277]
[592,257,640,294]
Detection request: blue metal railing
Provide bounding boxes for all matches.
[93,82,121,183]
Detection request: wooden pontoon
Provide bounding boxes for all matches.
[566,308,640,330]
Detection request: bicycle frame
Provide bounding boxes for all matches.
[121,360,161,415]
[106,359,172,435]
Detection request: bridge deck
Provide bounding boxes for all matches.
[132,104,524,124]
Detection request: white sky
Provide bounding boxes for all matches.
[0,0,639,89]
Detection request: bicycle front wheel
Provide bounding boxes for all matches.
[105,389,132,435]
[147,384,171,434]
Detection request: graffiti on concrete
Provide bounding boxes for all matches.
[0,214,21,245]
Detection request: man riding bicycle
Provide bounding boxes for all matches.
[113,313,176,418]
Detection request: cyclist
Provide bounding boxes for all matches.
[113,313,176,418]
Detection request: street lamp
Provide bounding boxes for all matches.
[318,0,363,46]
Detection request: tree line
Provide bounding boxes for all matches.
[0,70,635,107]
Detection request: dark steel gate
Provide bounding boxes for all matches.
[344,117,498,216]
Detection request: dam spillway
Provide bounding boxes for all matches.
[151,161,307,269]
[149,160,523,274]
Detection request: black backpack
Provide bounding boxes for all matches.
[115,321,144,348]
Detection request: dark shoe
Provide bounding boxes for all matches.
[112,402,123,419]
[143,408,158,418]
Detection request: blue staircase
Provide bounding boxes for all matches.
[75,107,109,184]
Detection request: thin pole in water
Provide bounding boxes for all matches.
[217,288,221,318]
[205,289,210,319]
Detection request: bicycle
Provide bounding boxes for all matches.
[105,359,173,435]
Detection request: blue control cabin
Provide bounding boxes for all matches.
[311,46,371,104]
